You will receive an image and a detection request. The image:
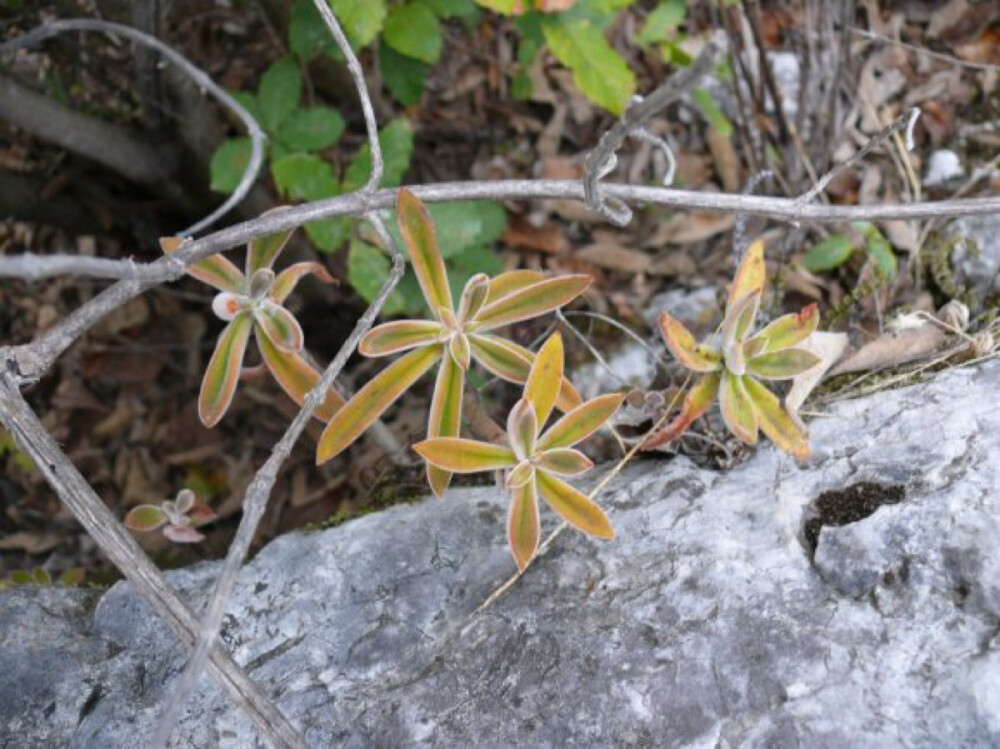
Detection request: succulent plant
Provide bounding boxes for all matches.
[162,228,343,427]
[415,333,625,570]
[646,240,820,458]
[317,189,592,496]
[123,489,217,544]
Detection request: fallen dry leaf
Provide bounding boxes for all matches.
[502,216,569,254]
[647,211,736,246]
[577,242,651,274]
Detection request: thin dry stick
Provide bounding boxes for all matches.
[0,18,265,237]
[150,3,396,745]
[475,375,693,613]
[583,36,722,225]
[851,27,1000,74]
[0,375,309,749]
[796,108,920,205]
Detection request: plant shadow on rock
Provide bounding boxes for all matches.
[801,482,906,558]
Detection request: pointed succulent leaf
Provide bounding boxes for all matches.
[727,239,766,311]
[468,334,582,412]
[249,268,276,300]
[397,188,453,318]
[524,333,564,427]
[318,345,442,464]
[536,448,593,475]
[723,290,761,348]
[359,320,443,357]
[742,376,811,459]
[505,460,535,490]
[247,227,294,275]
[719,371,758,444]
[163,525,206,544]
[485,269,546,305]
[507,478,541,571]
[472,275,592,331]
[255,301,304,352]
[439,306,459,330]
[124,505,168,532]
[413,438,518,472]
[658,312,722,372]
[746,349,821,380]
[507,399,538,460]
[449,332,471,370]
[426,353,465,497]
[536,470,614,539]
[641,372,721,450]
[175,489,196,514]
[256,328,345,421]
[457,273,490,322]
[161,238,245,293]
[538,392,627,450]
[199,313,254,427]
[212,292,244,321]
[746,303,820,355]
[271,261,335,304]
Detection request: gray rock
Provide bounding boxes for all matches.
[3,361,1000,748]
[953,214,1000,293]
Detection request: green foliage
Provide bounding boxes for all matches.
[209,138,254,194]
[691,88,733,137]
[637,0,686,45]
[384,3,443,64]
[330,0,387,48]
[0,427,34,472]
[380,45,429,106]
[0,567,85,591]
[540,15,636,115]
[124,489,218,545]
[803,224,898,276]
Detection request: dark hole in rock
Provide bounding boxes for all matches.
[802,482,906,556]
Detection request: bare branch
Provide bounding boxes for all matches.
[151,3,402,745]
[0,252,172,282]
[583,37,722,225]
[1,18,265,237]
[0,373,309,749]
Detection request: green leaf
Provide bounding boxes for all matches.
[450,244,505,276]
[540,15,635,115]
[124,504,168,532]
[637,0,686,45]
[330,0,387,48]
[427,201,507,256]
[271,153,339,201]
[277,107,345,152]
[305,218,351,253]
[342,118,414,192]
[424,0,479,19]
[383,3,443,64]
[347,239,407,316]
[209,138,253,194]
[231,91,261,122]
[258,57,302,132]
[508,478,540,571]
[803,234,855,272]
[474,0,517,14]
[691,88,733,137]
[380,44,428,106]
[289,0,340,59]
[199,314,253,427]
[867,236,898,277]
[413,438,517,471]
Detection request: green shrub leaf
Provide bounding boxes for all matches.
[209,138,253,194]
[330,0,387,48]
[691,88,733,136]
[803,234,856,272]
[343,118,414,192]
[637,0,686,45]
[380,44,428,106]
[258,57,301,132]
[277,107,345,152]
[289,0,340,59]
[271,153,338,201]
[348,240,407,316]
[384,3,443,64]
[540,16,635,115]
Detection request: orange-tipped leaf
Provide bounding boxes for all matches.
[255,302,304,352]
[468,334,582,412]
[524,333,564,427]
[256,328,345,422]
[426,353,465,497]
[413,438,517,472]
[508,479,541,571]
[746,349,821,380]
[317,345,441,464]
[727,239,766,310]
[199,313,253,427]
[247,228,294,275]
[538,392,626,450]
[720,371,758,444]
[746,303,819,355]
[359,320,443,357]
[536,448,593,475]
[472,275,591,331]
[271,261,334,304]
[659,312,722,372]
[742,376,811,459]
[536,471,614,539]
[397,188,453,317]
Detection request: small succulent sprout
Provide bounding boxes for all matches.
[162,227,343,428]
[317,188,593,497]
[124,489,217,544]
[414,333,626,571]
[646,240,821,458]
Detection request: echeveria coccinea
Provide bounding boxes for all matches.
[414,333,625,570]
[644,240,819,458]
[316,188,591,497]
[162,230,344,427]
